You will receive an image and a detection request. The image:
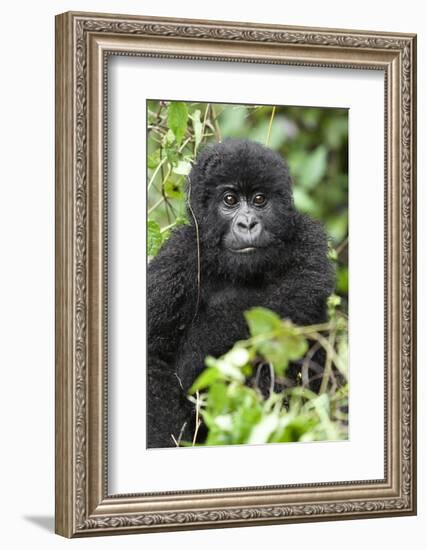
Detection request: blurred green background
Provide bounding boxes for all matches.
[147,101,348,308]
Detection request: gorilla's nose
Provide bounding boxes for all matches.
[237,214,258,232]
[234,213,262,243]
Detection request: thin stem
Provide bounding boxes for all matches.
[335,236,349,257]
[148,156,167,190]
[147,135,190,192]
[210,104,222,141]
[310,331,345,377]
[171,421,187,447]
[178,136,192,153]
[194,103,210,157]
[148,196,164,215]
[187,178,201,323]
[202,103,210,130]
[294,321,336,335]
[319,330,336,394]
[301,341,321,388]
[192,391,201,446]
[268,362,275,397]
[160,220,178,233]
[265,106,276,146]
[160,156,171,225]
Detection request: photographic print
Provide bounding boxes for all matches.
[147,100,349,448]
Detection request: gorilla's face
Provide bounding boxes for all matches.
[188,139,297,280]
[218,184,275,254]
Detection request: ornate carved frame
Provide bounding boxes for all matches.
[55,11,417,537]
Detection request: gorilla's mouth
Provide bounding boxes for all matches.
[227,246,257,254]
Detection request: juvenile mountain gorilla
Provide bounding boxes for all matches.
[147,139,334,448]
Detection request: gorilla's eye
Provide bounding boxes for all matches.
[223,193,239,206]
[253,194,267,206]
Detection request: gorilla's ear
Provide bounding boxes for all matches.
[195,145,222,178]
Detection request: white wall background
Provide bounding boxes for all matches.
[0,1,424,548]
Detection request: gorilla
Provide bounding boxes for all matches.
[147,139,334,448]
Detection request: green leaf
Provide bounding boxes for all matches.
[217,106,248,137]
[147,108,158,125]
[174,215,188,226]
[207,381,229,415]
[337,266,349,294]
[299,145,328,189]
[336,337,349,378]
[293,187,317,215]
[227,383,258,409]
[215,358,245,382]
[205,425,232,446]
[326,213,348,243]
[147,149,161,169]
[327,294,341,317]
[163,179,184,199]
[147,220,162,257]
[256,322,308,377]
[188,366,220,394]
[214,414,233,431]
[225,346,250,367]
[191,109,203,150]
[327,243,338,262]
[204,355,245,383]
[161,229,171,243]
[247,413,279,444]
[325,116,348,149]
[311,394,331,419]
[287,150,306,178]
[167,102,188,145]
[272,415,318,443]
[258,340,290,376]
[165,146,178,165]
[233,405,263,443]
[173,160,192,176]
[163,129,175,146]
[244,307,282,337]
[301,107,322,127]
[281,327,308,360]
[241,364,253,377]
[249,115,288,149]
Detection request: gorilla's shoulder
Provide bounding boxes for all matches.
[288,212,332,275]
[148,224,196,271]
[293,212,329,250]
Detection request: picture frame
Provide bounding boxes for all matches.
[55,11,417,537]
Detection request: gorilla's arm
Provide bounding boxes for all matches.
[259,215,334,391]
[267,215,335,326]
[147,225,198,448]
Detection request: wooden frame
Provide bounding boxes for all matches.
[55,11,417,537]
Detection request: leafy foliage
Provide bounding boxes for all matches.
[147,220,162,257]
[186,303,348,446]
[167,101,188,145]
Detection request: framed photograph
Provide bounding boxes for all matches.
[55,11,417,537]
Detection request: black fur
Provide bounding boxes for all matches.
[147,139,334,448]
